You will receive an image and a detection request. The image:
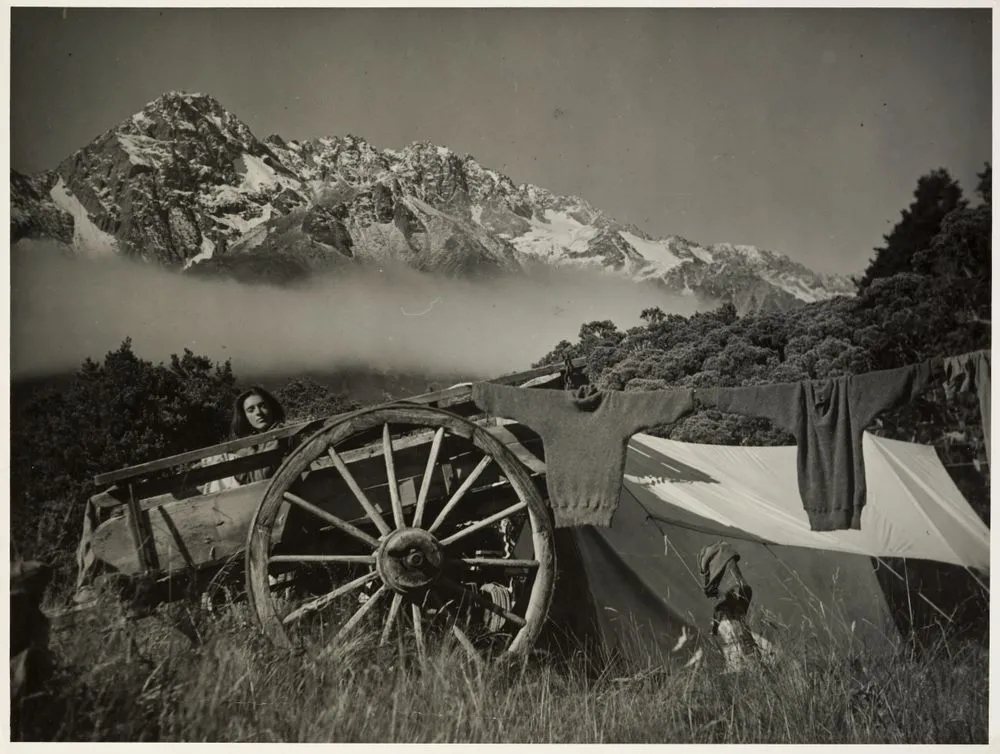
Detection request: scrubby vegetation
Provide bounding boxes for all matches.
[13,596,988,743]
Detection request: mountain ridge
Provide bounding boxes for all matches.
[11,90,856,314]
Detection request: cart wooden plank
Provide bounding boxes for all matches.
[90,419,544,513]
[93,358,580,488]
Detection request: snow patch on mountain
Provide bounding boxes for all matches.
[131,111,154,129]
[183,236,216,270]
[116,134,150,166]
[619,231,684,271]
[236,153,298,192]
[202,184,246,210]
[216,203,275,234]
[49,178,118,256]
[763,272,837,303]
[239,217,272,250]
[512,209,601,260]
[116,133,171,168]
[688,244,713,263]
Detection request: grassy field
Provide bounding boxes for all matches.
[13,592,989,744]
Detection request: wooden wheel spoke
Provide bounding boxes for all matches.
[282,570,378,625]
[440,578,526,628]
[411,602,427,667]
[428,455,494,533]
[283,492,379,548]
[383,423,405,530]
[438,501,527,547]
[412,427,445,530]
[452,557,539,569]
[332,584,388,644]
[326,447,391,536]
[380,593,403,646]
[270,554,376,565]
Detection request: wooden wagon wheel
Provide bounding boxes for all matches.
[245,404,555,665]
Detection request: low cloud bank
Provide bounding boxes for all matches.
[11,241,707,381]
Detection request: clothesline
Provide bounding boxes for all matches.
[474,348,990,537]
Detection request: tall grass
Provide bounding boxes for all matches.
[14,595,988,743]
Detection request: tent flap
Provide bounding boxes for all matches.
[622,432,989,571]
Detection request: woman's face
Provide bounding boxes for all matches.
[243,394,273,431]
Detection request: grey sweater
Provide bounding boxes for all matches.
[696,361,935,531]
[472,384,695,527]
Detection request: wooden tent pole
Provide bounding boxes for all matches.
[903,557,915,632]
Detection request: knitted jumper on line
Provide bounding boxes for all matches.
[472,383,695,527]
[695,361,935,531]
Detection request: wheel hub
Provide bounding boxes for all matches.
[376,528,444,594]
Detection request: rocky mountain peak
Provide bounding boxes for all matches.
[12,91,856,313]
[144,90,226,117]
[126,91,253,147]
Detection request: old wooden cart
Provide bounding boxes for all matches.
[82,359,586,664]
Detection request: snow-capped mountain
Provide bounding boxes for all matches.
[11,91,855,313]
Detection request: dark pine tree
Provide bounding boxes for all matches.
[857,168,967,291]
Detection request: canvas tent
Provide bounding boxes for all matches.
[623,432,989,570]
[534,431,989,671]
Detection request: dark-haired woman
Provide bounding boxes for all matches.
[229,386,290,485]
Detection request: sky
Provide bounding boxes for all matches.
[10,6,992,278]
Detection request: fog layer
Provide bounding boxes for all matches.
[11,241,707,381]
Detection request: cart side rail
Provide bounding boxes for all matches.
[91,357,582,494]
